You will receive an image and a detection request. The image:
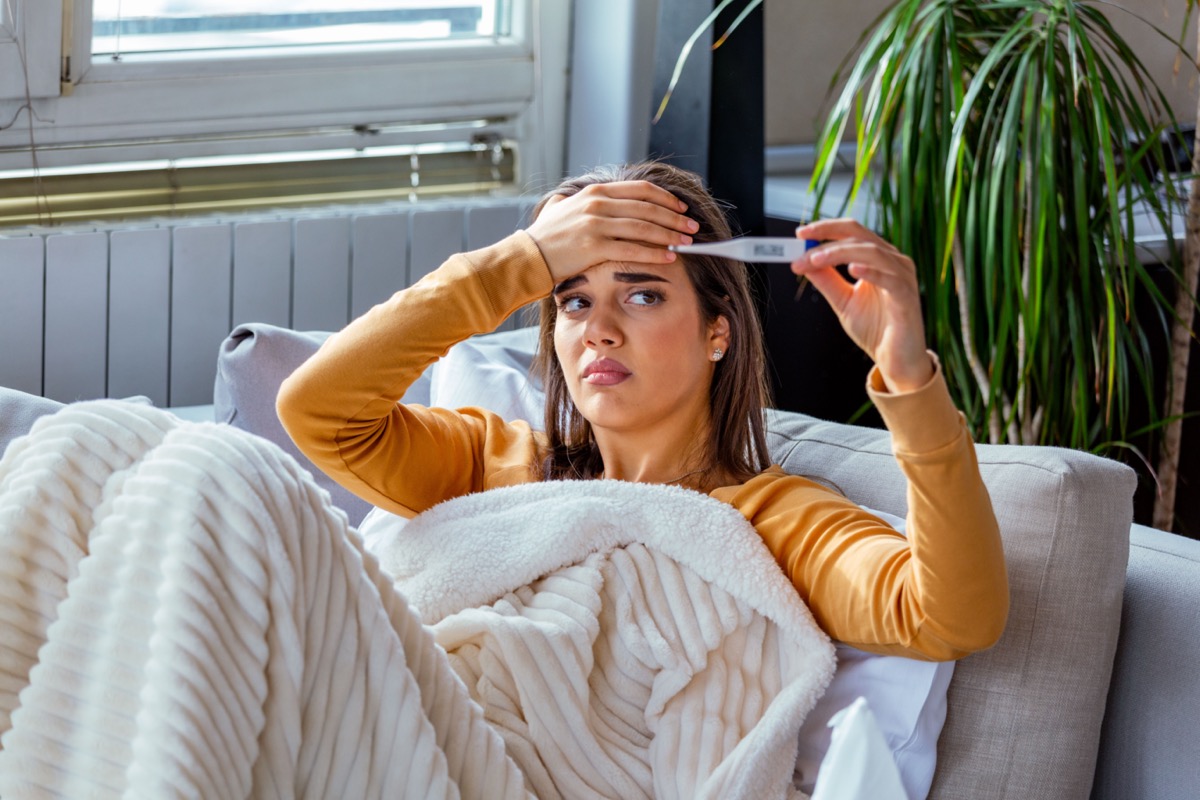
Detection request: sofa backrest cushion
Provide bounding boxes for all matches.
[765,409,1134,800]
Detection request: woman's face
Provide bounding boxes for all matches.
[552,261,727,439]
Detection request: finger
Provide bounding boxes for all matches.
[795,264,854,312]
[575,223,686,264]
[592,238,680,265]
[588,197,699,235]
[607,198,699,234]
[581,180,689,213]
[796,218,895,250]
[842,264,903,293]
[596,219,694,250]
[804,243,916,290]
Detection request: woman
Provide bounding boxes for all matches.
[278,161,1008,661]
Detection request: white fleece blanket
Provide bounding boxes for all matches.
[0,400,835,799]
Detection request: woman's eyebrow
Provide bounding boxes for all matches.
[553,271,670,295]
[553,275,587,294]
[614,272,670,284]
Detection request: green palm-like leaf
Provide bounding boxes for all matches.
[812,0,1192,454]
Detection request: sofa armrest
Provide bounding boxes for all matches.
[1092,524,1200,799]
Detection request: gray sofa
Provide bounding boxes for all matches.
[764,409,1199,799]
[2,323,1197,799]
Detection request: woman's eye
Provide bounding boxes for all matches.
[628,290,663,306]
[557,295,588,313]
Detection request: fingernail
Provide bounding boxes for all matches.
[678,201,689,212]
[686,219,699,232]
[679,234,693,245]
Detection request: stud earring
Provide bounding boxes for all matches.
[711,348,724,362]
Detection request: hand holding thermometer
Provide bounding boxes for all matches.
[669,236,818,263]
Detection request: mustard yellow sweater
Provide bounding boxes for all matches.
[278,232,1009,661]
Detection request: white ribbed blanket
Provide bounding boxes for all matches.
[0,400,835,799]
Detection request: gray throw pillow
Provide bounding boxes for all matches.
[215,323,413,528]
[0,387,64,459]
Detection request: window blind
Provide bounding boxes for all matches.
[0,136,516,227]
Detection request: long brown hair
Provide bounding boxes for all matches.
[532,161,771,486]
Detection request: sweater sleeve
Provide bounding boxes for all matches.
[715,359,1009,661]
[277,230,553,517]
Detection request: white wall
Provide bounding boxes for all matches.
[766,0,1200,146]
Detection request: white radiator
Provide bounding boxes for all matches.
[0,198,533,407]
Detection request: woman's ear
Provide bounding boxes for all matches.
[708,315,731,351]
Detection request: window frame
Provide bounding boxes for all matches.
[0,0,62,100]
[0,0,569,188]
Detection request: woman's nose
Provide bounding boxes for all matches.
[584,301,623,348]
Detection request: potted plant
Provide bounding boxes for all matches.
[809,0,1190,468]
[1157,6,1200,530]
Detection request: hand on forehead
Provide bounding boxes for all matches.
[527,180,699,283]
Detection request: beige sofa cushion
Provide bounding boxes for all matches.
[765,410,1133,800]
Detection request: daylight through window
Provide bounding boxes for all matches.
[92,0,504,57]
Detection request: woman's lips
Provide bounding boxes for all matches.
[583,358,631,385]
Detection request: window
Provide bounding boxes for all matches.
[91,1,505,58]
[0,0,567,200]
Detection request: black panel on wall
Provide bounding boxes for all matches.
[648,1,871,419]
[703,1,764,239]
[648,0,763,237]
[762,216,882,426]
[647,1,713,179]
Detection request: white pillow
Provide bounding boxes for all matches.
[793,507,952,800]
[429,326,544,424]
[415,326,952,800]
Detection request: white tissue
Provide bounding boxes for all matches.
[811,697,910,800]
